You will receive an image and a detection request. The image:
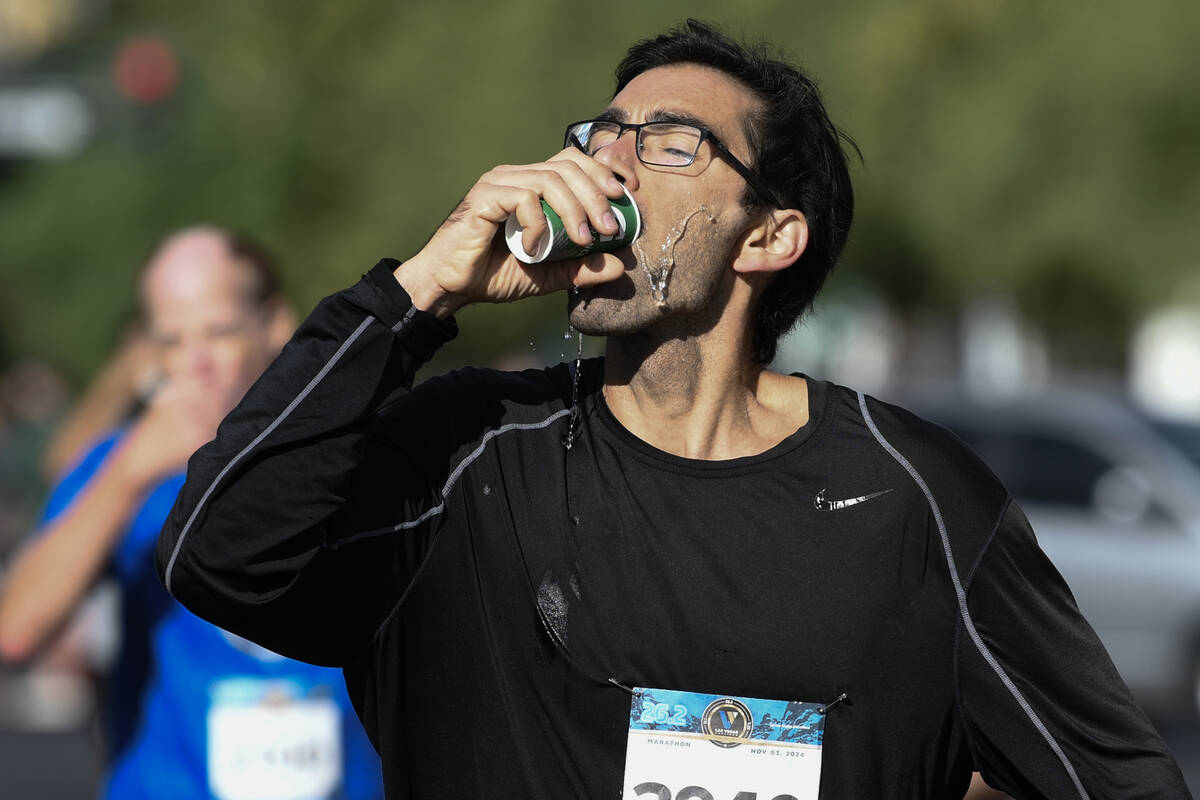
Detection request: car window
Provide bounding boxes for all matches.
[952,428,1113,508]
[1145,417,1200,472]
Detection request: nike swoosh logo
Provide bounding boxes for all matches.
[813,488,893,511]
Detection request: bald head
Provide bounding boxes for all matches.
[139,226,278,315]
[138,226,293,406]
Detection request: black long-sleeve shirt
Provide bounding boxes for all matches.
[158,261,1191,799]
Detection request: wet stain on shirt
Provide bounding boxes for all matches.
[537,568,570,648]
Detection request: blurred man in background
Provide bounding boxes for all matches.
[0,227,383,799]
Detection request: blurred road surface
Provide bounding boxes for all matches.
[0,727,100,799]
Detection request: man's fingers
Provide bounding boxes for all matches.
[490,158,622,242]
[566,253,628,289]
[497,186,551,256]
[547,147,626,200]
[469,179,588,255]
[536,160,620,238]
[535,172,596,247]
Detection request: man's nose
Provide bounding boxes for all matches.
[591,130,640,193]
[181,339,216,377]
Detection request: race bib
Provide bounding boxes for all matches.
[623,687,825,800]
[207,678,342,800]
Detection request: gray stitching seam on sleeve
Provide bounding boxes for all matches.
[964,497,1013,591]
[389,408,573,535]
[326,408,574,550]
[952,495,1014,774]
[163,314,378,593]
[363,406,575,648]
[856,391,1089,800]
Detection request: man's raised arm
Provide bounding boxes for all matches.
[157,150,627,667]
[156,259,461,666]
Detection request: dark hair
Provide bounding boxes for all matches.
[616,20,857,364]
[225,229,283,307]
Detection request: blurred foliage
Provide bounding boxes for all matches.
[1,0,1198,381]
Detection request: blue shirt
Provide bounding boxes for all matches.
[43,433,383,800]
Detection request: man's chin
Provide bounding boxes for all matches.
[565,250,657,335]
[568,294,660,337]
[567,316,610,337]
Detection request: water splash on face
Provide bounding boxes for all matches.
[632,206,717,307]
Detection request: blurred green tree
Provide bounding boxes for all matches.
[0,0,1196,381]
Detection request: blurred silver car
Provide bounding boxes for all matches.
[895,384,1200,720]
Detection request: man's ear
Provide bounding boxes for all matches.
[731,209,808,275]
[265,299,298,352]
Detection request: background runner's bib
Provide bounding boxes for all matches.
[623,688,825,800]
[207,678,342,800]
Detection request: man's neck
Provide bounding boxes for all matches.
[601,329,809,461]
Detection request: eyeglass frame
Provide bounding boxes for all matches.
[563,118,782,210]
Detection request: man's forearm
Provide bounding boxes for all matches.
[0,462,143,663]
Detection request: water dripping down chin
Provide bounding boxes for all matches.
[634,206,717,307]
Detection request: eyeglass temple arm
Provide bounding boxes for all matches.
[705,135,781,209]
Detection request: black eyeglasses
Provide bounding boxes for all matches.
[564,118,782,209]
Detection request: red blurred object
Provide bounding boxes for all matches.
[112,37,178,105]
